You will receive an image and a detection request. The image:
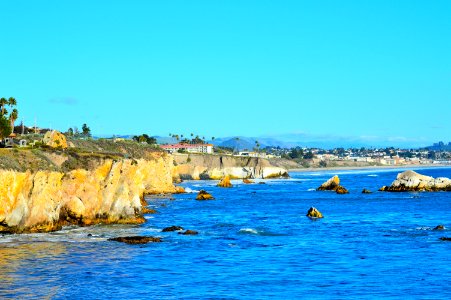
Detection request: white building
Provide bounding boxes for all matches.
[160,143,213,154]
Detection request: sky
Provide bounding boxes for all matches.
[1,0,450,147]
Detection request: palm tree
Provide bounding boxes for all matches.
[0,98,7,116]
[8,97,16,107]
[9,109,18,134]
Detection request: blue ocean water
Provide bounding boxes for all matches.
[1,167,450,299]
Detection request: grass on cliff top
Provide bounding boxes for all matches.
[0,138,166,173]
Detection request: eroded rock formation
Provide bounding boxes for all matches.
[0,154,177,233]
[380,170,451,192]
[306,207,323,218]
[317,175,349,194]
[218,175,232,188]
[196,190,215,200]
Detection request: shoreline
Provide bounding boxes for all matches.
[288,164,451,173]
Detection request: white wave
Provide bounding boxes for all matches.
[307,188,316,191]
[239,228,259,235]
[184,187,200,193]
[368,174,378,177]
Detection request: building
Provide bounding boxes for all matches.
[161,143,213,154]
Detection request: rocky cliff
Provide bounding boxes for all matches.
[0,153,177,233]
[172,153,289,180]
[380,170,451,192]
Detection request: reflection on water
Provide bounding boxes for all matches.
[0,242,67,299]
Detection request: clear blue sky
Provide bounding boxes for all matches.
[1,1,450,146]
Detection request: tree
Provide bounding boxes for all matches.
[82,123,91,137]
[0,116,11,139]
[0,98,7,116]
[9,109,18,133]
[67,128,74,136]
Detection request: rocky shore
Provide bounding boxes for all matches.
[0,153,178,233]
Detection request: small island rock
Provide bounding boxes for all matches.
[162,225,184,232]
[317,175,340,191]
[218,175,233,188]
[380,170,451,192]
[196,190,215,200]
[433,225,445,231]
[243,178,254,184]
[362,189,372,194]
[306,207,324,218]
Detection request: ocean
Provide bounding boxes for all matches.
[1,167,450,299]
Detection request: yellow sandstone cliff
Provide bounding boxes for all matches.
[0,153,177,233]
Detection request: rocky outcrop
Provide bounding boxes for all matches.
[433,225,445,231]
[108,236,162,244]
[335,186,349,194]
[196,190,215,200]
[0,154,177,233]
[179,230,198,235]
[218,175,232,188]
[42,130,68,149]
[243,178,254,184]
[162,226,183,232]
[317,175,340,191]
[362,189,372,194]
[380,170,451,192]
[172,153,289,180]
[306,207,323,218]
[317,175,349,194]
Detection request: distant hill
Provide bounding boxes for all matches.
[426,141,451,151]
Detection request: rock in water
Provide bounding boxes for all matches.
[196,190,215,200]
[317,176,340,191]
[439,237,451,241]
[306,207,323,218]
[433,225,445,231]
[317,175,349,194]
[162,225,184,232]
[218,175,233,188]
[362,189,372,194]
[42,130,68,149]
[179,230,199,235]
[335,186,349,194]
[243,178,254,184]
[108,236,162,244]
[380,170,451,192]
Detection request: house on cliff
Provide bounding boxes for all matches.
[161,143,213,154]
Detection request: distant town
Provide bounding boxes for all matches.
[3,122,451,167]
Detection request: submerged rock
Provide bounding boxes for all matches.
[306,207,323,218]
[380,170,451,192]
[108,236,162,244]
[217,175,233,188]
[179,230,198,235]
[433,225,446,231]
[362,189,372,194]
[258,182,266,185]
[243,178,254,184]
[162,225,184,232]
[439,237,451,241]
[317,175,340,191]
[196,190,215,200]
[142,207,157,214]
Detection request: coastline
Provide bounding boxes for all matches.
[288,164,450,173]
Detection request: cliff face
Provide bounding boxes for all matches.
[0,153,176,233]
[173,154,289,180]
